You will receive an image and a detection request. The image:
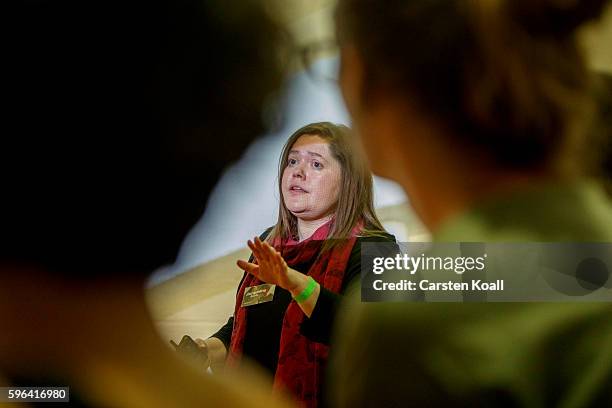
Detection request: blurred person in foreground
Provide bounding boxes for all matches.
[593,72,612,196]
[180,122,393,407]
[0,1,294,407]
[330,0,612,407]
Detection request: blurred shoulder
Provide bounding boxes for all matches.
[357,230,396,243]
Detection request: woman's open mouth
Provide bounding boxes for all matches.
[288,185,309,194]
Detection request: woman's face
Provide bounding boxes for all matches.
[281,134,342,221]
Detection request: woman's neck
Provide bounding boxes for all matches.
[297,215,333,242]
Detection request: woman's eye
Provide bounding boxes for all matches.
[313,161,322,169]
[288,158,297,166]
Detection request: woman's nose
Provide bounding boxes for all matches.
[292,164,306,178]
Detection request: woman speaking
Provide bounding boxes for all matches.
[190,122,393,407]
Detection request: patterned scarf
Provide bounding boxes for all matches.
[227,221,360,407]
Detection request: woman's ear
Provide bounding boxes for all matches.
[339,44,366,120]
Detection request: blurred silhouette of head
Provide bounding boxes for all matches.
[593,72,612,195]
[335,0,609,176]
[4,0,286,276]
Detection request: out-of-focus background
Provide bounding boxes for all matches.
[147,0,612,343]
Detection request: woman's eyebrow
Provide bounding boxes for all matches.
[289,150,328,161]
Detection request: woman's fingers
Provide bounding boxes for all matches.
[248,238,268,265]
[257,239,276,259]
[262,242,287,276]
[264,242,280,260]
[247,239,260,257]
[236,259,260,277]
[243,237,287,280]
[254,237,271,263]
[257,240,278,266]
[264,243,282,269]
[242,238,294,289]
[247,240,257,262]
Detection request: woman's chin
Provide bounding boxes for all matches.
[284,199,307,213]
[288,208,308,217]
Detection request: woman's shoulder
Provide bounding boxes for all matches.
[351,231,398,262]
[260,226,275,239]
[356,230,397,243]
[346,231,397,270]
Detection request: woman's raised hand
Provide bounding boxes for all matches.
[237,236,320,317]
[236,237,302,292]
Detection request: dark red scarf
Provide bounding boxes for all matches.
[227,221,360,407]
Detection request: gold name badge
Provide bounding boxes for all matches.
[241,283,276,307]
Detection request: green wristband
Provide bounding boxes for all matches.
[293,276,317,303]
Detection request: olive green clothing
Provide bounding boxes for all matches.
[434,181,612,242]
[331,181,612,407]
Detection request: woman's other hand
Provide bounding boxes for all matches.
[171,335,210,370]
